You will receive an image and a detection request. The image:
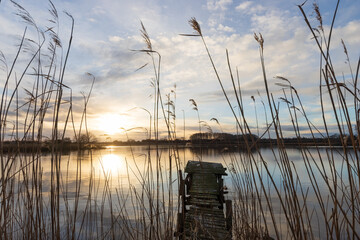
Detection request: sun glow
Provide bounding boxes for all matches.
[99,154,126,176]
[95,114,129,135]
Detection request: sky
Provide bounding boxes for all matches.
[0,0,359,141]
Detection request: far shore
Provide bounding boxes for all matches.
[1,136,355,153]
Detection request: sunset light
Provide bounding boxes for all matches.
[99,154,126,176]
[95,114,129,135]
[0,0,359,239]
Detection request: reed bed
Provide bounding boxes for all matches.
[182,0,359,239]
[0,2,180,239]
[0,0,359,239]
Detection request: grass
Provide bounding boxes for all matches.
[0,0,359,239]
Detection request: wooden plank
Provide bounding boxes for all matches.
[179,161,232,240]
[190,193,218,198]
[188,198,221,207]
[188,206,224,214]
[185,161,227,175]
[183,206,231,240]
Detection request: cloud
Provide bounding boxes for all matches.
[91,6,107,15]
[207,0,233,11]
[235,1,252,11]
[0,0,358,139]
[108,35,124,42]
[236,2,265,15]
[206,0,233,28]
[217,24,235,32]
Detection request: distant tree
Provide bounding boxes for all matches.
[76,132,97,148]
[329,133,340,139]
[113,140,122,144]
[241,134,259,141]
[189,132,259,143]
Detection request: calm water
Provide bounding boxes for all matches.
[8,145,359,239]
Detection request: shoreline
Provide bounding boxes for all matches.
[1,137,354,153]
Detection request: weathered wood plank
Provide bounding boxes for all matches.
[177,161,232,240]
[185,161,227,175]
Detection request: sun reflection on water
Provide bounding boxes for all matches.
[98,154,126,176]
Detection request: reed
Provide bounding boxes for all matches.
[183,0,359,239]
[0,0,358,239]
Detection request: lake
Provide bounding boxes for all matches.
[5,145,359,239]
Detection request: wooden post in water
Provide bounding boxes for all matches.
[226,199,232,231]
[176,170,185,239]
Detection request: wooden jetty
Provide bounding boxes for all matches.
[175,161,232,240]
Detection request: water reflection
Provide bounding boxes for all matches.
[7,145,358,239]
[98,153,126,176]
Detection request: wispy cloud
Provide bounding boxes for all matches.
[207,0,233,11]
[235,1,252,11]
[217,23,235,32]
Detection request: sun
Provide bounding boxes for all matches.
[95,113,128,135]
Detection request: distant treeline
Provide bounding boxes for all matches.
[1,139,102,153]
[188,132,357,148]
[1,132,357,153]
